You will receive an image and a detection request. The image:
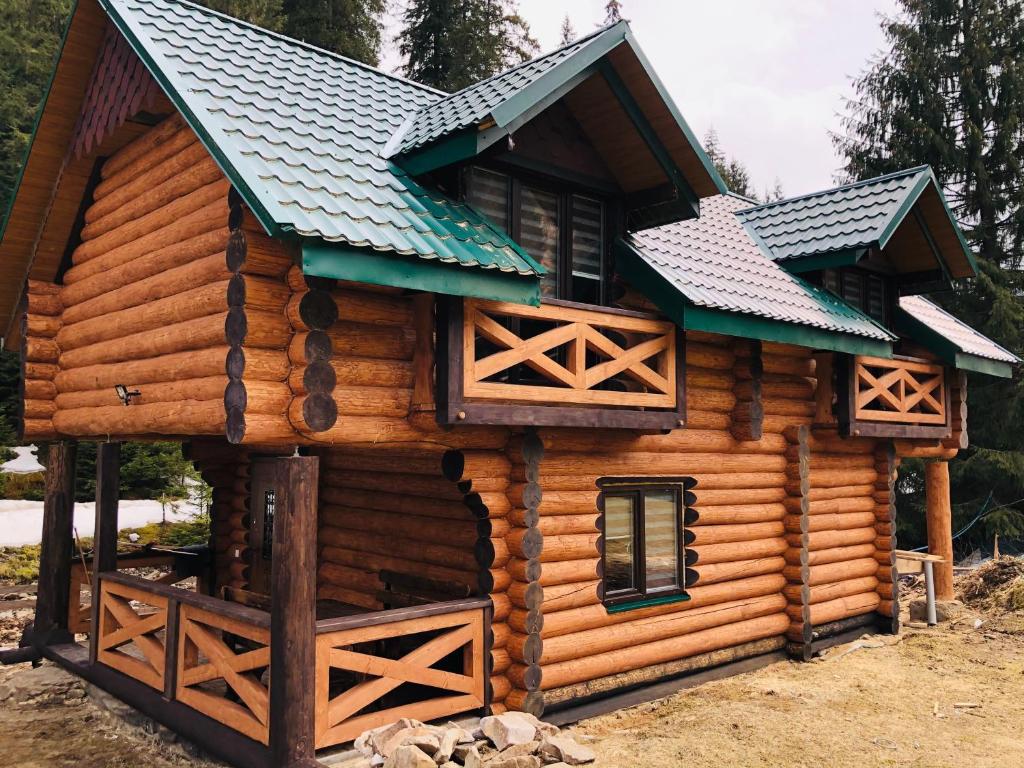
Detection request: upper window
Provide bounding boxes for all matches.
[465,166,607,305]
[598,479,688,609]
[822,268,889,325]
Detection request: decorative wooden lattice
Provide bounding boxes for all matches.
[96,579,169,691]
[463,299,677,408]
[854,355,947,425]
[314,608,486,749]
[176,603,271,745]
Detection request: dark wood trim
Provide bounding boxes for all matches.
[540,297,658,320]
[269,456,319,768]
[162,596,181,700]
[32,441,78,647]
[315,597,492,635]
[544,640,787,720]
[90,441,120,664]
[100,571,271,628]
[42,642,274,768]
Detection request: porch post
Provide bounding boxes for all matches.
[90,442,120,663]
[32,441,78,647]
[925,459,955,601]
[269,455,320,768]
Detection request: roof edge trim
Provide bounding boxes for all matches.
[302,241,541,306]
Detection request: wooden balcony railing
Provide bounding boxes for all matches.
[840,354,950,438]
[69,551,180,634]
[94,572,272,744]
[313,598,490,750]
[439,298,685,429]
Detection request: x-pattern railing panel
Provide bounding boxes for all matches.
[463,299,676,409]
[96,580,168,691]
[854,355,946,425]
[314,607,485,749]
[176,603,271,745]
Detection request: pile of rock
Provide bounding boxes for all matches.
[354,712,597,768]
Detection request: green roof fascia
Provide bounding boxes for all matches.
[0,0,80,244]
[99,0,285,239]
[392,130,480,177]
[616,241,893,357]
[895,306,1015,378]
[620,28,728,196]
[598,59,698,220]
[877,169,977,277]
[302,241,541,306]
[781,248,867,274]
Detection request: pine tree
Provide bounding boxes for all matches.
[398,0,538,92]
[559,14,576,45]
[702,127,755,199]
[602,0,624,25]
[196,0,284,30]
[836,0,1024,553]
[281,0,385,64]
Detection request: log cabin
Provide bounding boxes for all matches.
[0,1,1018,766]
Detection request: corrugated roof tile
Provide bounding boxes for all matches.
[899,296,1019,364]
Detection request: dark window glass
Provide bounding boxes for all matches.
[823,268,841,294]
[519,185,560,298]
[866,275,886,323]
[600,483,686,607]
[841,270,863,307]
[571,195,603,305]
[464,166,606,305]
[465,167,510,234]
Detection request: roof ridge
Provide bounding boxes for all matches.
[413,19,626,109]
[737,165,933,215]
[152,0,449,97]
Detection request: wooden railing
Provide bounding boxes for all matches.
[95,572,271,744]
[69,551,180,634]
[840,355,950,438]
[440,298,684,429]
[314,598,490,750]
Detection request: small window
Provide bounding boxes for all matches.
[261,489,275,561]
[598,479,690,608]
[820,268,888,325]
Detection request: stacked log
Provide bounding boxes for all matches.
[47,116,292,440]
[21,280,62,440]
[875,444,899,631]
[730,339,763,441]
[783,425,883,659]
[315,447,509,619]
[224,194,295,444]
[183,439,252,592]
[284,275,417,442]
[501,430,544,717]
[441,445,516,715]
[945,370,968,450]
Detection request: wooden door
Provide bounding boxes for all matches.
[248,459,277,595]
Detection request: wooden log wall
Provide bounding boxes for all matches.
[183,439,253,593]
[284,272,418,442]
[782,425,885,659]
[21,280,62,440]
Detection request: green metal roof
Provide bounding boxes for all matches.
[898,295,1019,377]
[389,22,627,156]
[618,194,896,355]
[738,166,976,275]
[100,0,544,295]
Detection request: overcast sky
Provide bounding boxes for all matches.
[381,0,901,198]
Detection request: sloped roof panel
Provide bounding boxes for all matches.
[625,195,895,341]
[102,0,543,276]
[392,23,625,155]
[899,295,1019,364]
[738,167,929,262]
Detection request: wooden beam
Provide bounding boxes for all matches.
[269,456,320,768]
[90,441,120,663]
[33,441,78,647]
[925,460,955,601]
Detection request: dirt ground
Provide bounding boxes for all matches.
[1,564,1022,768]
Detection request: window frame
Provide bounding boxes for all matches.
[597,478,690,610]
[463,163,614,306]
[820,266,892,326]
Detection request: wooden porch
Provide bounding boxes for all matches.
[14,444,492,768]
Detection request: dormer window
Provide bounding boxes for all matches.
[465,166,607,306]
[821,267,889,325]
